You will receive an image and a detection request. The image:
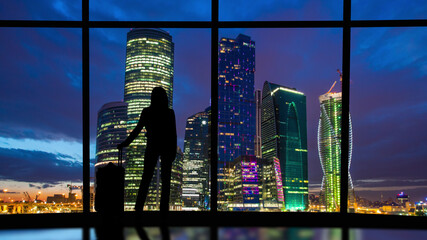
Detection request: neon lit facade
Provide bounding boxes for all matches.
[230,155,260,211]
[218,34,255,209]
[261,81,308,211]
[318,90,354,212]
[124,28,174,210]
[95,101,128,170]
[182,107,210,210]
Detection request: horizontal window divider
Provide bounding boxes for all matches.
[1,212,426,229]
[1,19,425,28]
[351,19,427,27]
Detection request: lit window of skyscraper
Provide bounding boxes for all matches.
[124,28,174,210]
[261,81,308,211]
[218,34,256,210]
[318,81,354,212]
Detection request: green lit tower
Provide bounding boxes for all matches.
[124,28,174,210]
[261,81,308,211]
[318,78,354,212]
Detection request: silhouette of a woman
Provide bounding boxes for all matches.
[118,87,177,216]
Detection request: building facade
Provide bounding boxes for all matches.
[255,90,262,158]
[123,28,174,210]
[95,101,128,170]
[218,34,256,209]
[261,81,308,211]
[318,86,354,212]
[182,107,210,210]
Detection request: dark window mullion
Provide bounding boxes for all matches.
[211,0,219,239]
[342,0,351,239]
[82,0,90,217]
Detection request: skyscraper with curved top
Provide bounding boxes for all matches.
[261,81,308,211]
[318,81,354,212]
[124,28,174,210]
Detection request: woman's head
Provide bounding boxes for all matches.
[150,87,169,109]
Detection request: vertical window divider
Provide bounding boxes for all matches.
[211,0,219,239]
[342,0,351,239]
[82,0,90,217]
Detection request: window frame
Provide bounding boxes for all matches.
[0,0,426,239]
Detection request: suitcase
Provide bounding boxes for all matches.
[95,149,125,214]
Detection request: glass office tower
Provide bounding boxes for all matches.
[95,101,128,170]
[218,34,256,209]
[182,107,210,210]
[124,28,174,210]
[318,85,354,212]
[261,81,308,211]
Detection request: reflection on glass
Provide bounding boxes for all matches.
[219,228,342,240]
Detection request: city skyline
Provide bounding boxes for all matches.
[0,25,425,206]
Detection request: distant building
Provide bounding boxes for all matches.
[255,90,262,158]
[46,194,67,203]
[182,107,210,210]
[229,155,260,211]
[318,80,354,212]
[261,81,308,211]
[95,101,128,170]
[218,34,256,209]
[170,147,184,211]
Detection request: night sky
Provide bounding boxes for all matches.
[0,0,426,206]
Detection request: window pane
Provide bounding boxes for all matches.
[91,227,210,239]
[219,0,343,21]
[0,229,82,240]
[0,28,83,213]
[351,27,427,216]
[352,0,427,20]
[0,0,81,20]
[219,228,342,239]
[218,28,346,212]
[89,1,211,21]
[351,229,427,240]
[90,28,211,212]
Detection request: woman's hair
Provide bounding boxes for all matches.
[150,87,169,109]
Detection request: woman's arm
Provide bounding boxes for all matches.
[118,109,146,149]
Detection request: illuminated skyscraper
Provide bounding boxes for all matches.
[261,81,308,211]
[95,101,128,170]
[218,34,255,209]
[255,90,262,158]
[182,107,210,210]
[229,155,260,211]
[318,81,354,212]
[170,147,184,211]
[124,28,174,210]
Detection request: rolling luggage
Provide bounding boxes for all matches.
[95,149,125,214]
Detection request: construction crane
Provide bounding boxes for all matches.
[337,69,343,82]
[326,69,344,94]
[23,192,32,202]
[67,184,83,196]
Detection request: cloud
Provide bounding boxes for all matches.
[28,183,55,189]
[0,189,19,194]
[0,148,82,184]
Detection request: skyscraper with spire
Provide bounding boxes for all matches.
[318,74,354,212]
[124,28,174,210]
[218,34,255,209]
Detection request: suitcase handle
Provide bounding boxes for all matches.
[118,148,123,167]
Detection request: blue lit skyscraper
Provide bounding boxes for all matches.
[218,34,255,209]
